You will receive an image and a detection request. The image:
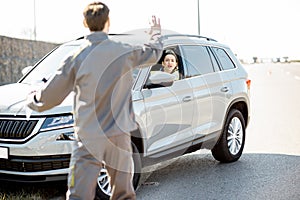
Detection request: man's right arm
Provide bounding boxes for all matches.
[27,55,75,112]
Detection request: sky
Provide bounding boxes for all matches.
[0,0,299,59]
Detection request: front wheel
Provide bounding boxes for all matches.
[212,109,246,163]
[95,142,141,200]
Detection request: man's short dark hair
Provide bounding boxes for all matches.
[83,2,110,31]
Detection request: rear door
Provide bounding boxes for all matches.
[179,45,232,143]
[210,46,237,128]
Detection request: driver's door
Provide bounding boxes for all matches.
[141,67,195,157]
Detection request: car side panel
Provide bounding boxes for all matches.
[141,79,195,157]
[188,71,232,141]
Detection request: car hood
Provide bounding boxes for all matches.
[0,83,73,116]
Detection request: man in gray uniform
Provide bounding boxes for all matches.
[27,2,162,200]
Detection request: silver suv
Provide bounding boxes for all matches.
[0,34,250,199]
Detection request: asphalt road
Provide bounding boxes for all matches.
[136,63,300,200]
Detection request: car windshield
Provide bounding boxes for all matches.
[21,42,140,85]
[21,44,81,85]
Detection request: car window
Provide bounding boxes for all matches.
[211,47,235,70]
[149,46,181,81]
[180,45,214,78]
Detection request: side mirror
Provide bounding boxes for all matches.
[145,71,175,89]
[22,66,33,75]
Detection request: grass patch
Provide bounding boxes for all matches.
[0,181,66,200]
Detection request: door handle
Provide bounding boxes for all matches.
[221,86,229,92]
[182,96,192,102]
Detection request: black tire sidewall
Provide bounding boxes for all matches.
[131,142,141,189]
[212,109,246,163]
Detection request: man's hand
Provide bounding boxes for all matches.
[27,90,43,107]
[148,15,161,40]
[27,90,36,102]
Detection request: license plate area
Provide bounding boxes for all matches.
[0,146,9,159]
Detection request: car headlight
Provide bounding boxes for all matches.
[40,115,74,132]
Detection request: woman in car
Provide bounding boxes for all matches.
[160,49,179,80]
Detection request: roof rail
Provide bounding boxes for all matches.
[76,33,132,40]
[161,34,217,42]
[76,36,84,40]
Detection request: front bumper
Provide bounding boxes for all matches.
[0,125,74,182]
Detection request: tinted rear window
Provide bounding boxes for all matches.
[212,47,235,70]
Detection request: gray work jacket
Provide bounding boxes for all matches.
[28,32,163,141]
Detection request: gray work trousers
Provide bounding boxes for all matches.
[66,134,136,200]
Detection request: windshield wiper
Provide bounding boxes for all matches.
[42,77,48,83]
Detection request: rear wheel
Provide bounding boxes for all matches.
[212,109,245,163]
[95,142,141,200]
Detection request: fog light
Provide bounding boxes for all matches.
[56,132,76,141]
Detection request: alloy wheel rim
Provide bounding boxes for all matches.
[97,161,135,197]
[227,117,243,155]
[97,167,112,196]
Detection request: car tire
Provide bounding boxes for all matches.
[212,109,246,163]
[94,142,141,200]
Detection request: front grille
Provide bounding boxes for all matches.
[0,119,38,139]
[0,154,71,172]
